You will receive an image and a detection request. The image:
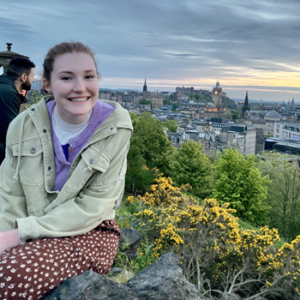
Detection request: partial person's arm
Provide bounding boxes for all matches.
[0,92,20,145]
[0,229,20,255]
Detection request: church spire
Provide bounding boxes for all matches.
[245,91,249,105]
[241,91,250,120]
[143,78,147,92]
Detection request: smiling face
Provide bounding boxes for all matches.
[44,52,99,124]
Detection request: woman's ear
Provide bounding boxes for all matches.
[43,78,52,94]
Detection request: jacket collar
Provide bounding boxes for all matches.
[29,96,133,142]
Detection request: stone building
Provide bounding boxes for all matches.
[219,125,256,155]
[211,81,226,118]
[0,43,29,73]
[172,122,256,155]
[245,110,282,137]
[274,122,300,141]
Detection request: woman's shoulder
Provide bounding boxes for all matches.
[98,99,133,129]
[7,98,50,145]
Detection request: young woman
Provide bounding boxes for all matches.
[0,42,132,299]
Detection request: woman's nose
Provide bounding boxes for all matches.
[73,78,87,92]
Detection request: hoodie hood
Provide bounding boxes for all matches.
[0,74,26,103]
[0,74,17,90]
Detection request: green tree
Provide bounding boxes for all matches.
[132,114,174,176]
[224,109,239,121]
[140,111,152,119]
[194,94,200,102]
[186,92,194,100]
[164,120,178,132]
[213,149,270,224]
[257,153,300,241]
[172,103,178,111]
[231,109,239,121]
[140,98,152,105]
[170,140,213,198]
[129,112,139,128]
[125,141,159,196]
[28,89,43,105]
[224,110,232,120]
[126,112,160,195]
[163,99,171,105]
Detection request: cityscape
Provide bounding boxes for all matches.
[89,78,299,157]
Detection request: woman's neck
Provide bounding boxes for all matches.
[57,110,90,125]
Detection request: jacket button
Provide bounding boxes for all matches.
[110,127,113,130]
[43,129,47,133]
[30,148,36,154]
[31,108,35,111]
[89,159,94,164]
[48,166,51,171]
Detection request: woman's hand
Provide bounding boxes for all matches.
[0,229,20,255]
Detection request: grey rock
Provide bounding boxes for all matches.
[43,252,204,300]
[119,228,142,260]
[155,251,180,265]
[43,270,139,300]
[111,267,124,274]
[127,252,203,300]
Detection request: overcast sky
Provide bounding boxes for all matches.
[1,0,300,101]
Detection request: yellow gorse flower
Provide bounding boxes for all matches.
[132,176,300,294]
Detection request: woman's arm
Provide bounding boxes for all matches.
[16,129,131,243]
[0,229,20,255]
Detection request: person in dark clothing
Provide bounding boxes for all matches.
[0,58,35,164]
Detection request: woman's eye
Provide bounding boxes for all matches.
[61,77,71,80]
[85,75,95,79]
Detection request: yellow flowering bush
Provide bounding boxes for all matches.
[128,176,300,299]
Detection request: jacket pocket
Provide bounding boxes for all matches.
[12,139,44,186]
[81,146,111,173]
[63,146,111,194]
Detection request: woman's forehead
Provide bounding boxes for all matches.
[53,52,97,73]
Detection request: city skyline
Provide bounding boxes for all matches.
[1,0,300,102]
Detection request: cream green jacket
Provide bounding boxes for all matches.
[0,96,133,244]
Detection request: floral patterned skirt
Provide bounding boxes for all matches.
[0,219,120,300]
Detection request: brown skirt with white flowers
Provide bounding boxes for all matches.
[0,219,120,300]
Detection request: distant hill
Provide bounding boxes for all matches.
[99,88,142,93]
[232,98,283,104]
[31,80,43,90]
[222,96,237,109]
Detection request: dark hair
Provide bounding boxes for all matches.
[6,58,35,81]
[43,42,98,85]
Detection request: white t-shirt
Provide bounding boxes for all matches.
[52,105,92,145]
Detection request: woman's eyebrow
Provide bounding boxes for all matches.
[58,70,96,75]
[58,71,74,75]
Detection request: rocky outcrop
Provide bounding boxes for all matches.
[119,228,142,260]
[43,252,204,300]
[43,270,139,300]
[127,252,203,300]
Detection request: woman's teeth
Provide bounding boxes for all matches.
[69,97,88,102]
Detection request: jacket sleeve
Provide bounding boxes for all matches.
[0,146,28,232]
[0,91,20,145]
[16,129,131,244]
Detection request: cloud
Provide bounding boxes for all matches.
[165,53,203,58]
[1,0,299,101]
